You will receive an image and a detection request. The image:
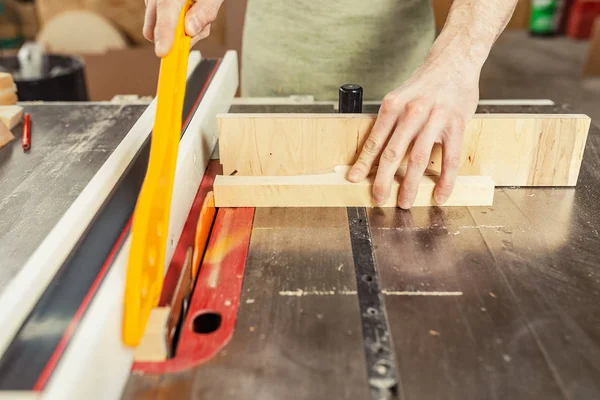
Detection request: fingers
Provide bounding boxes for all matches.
[185,0,222,38]
[397,116,444,209]
[347,85,467,209]
[146,0,219,56]
[154,0,187,56]
[348,93,402,182]
[371,100,431,205]
[143,0,157,43]
[434,116,465,205]
[190,24,211,48]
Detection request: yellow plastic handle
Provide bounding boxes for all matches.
[123,1,192,347]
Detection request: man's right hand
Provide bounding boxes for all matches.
[144,0,224,57]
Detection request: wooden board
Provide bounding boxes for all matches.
[0,73,15,92]
[0,121,15,149]
[0,74,17,106]
[213,166,494,208]
[217,113,591,187]
[0,92,17,106]
[133,307,170,363]
[0,106,23,129]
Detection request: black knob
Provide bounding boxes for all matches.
[338,84,363,114]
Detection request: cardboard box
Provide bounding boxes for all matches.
[433,0,531,30]
[583,17,600,76]
[59,4,230,101]
[9,0,39,40]
[80,47,160,101]
[80,37,228,101]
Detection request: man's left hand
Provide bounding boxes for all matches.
[347,53,480,209]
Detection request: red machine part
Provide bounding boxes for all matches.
[159,161,220,306]
[133,160,254,374]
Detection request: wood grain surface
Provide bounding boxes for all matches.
[214,166,495,208]
[0,106,23,130]
[217,113,591,186]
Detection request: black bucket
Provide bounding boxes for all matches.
[0,54,89,101]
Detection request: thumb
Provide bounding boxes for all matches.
[155,0,187,57]
[185,0,223,38]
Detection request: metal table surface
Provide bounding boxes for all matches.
[0,103,148,293]
[123,102,600,400]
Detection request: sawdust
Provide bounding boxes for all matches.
[458,225,504,229]
[381,290,463,296]
[278,289,357,296]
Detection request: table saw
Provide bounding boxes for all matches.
[0,51,599,400]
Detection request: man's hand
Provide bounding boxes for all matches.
[143,0,224,57]
[348,0,518,209]
[347,53,479,209]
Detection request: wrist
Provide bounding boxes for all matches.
[427,27,492,72]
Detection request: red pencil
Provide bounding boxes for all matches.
[22,113,31,151]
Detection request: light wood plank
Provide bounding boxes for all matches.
[0,121,15,149]
[214,166,494,207]
[0,92,17,106]
[217,113,591,186]
[0,73,15,92]
[0,106,23,129]
[133,307,170,362]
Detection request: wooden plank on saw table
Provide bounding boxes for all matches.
[0,106,23,129]
[217,113,591,186]
[213,166,494,207]
[0,120,15,149]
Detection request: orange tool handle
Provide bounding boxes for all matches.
[122,1,192,347]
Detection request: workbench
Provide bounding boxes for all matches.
[0,53,599,400]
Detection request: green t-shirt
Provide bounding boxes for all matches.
[241,1,435,100]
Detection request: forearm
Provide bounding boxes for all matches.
[428,0,519,70]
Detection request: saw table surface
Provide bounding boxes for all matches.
[120,102,600,400]
[0,100,599,399]
[0,103,148,292]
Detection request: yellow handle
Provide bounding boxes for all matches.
[123,1,192,347]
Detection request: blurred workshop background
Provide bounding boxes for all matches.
[0,0,599,119]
